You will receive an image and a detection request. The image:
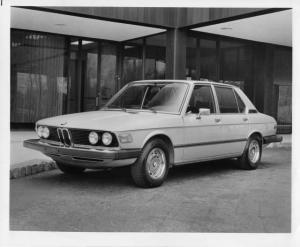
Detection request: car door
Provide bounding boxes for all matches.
[181,84,224,163]
[212,85,249,157]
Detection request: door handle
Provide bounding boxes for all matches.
[215,118,221,123]
[243,117,248,122]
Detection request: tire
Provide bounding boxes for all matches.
[238,135,262,170]
[56,162,86,174]
[131,138,170,188]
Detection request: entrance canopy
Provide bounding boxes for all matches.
[190,9,292,47]
[11,7,166,42]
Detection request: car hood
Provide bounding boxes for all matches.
[37,110,182,132]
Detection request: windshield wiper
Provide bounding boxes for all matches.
[102,107,127,112]
[144,107,157,113]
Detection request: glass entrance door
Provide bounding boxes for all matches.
[81,40,119,111]
[99,42,118,107]
[82,40,100,111]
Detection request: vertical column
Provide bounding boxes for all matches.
[165,28,187,79]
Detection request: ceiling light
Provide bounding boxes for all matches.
[220,27,232,30]
[55,23,66,26]
[70,40,94,46]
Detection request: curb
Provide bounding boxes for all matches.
[10,161,57,179]
[265,142,291,149]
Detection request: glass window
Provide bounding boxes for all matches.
[187,85,215,114]
[11,30,68,122]
[145,34,166,79]
[215,87,239,113]
[219,40,253,97]
[122,43,143,86]
[277,85,292,124]
[105,82,188,113]
[82,40,99,112]
[199,39,217,81]
[234,90,246,113]
[186,36,197,80]
[100,42,118,106]
[109,84,148,109]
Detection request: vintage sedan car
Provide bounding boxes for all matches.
[24,80,282,187]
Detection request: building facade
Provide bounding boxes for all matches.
[10,7,292,132]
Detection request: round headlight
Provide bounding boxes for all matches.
[89,131,99,145]
[102,132,112,146]
[37,126,44,138]
[42,126,50,139]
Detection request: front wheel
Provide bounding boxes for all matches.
[131,139,170,188]
[238,135,262,170]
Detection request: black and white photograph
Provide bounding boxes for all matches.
[0,0,298,246]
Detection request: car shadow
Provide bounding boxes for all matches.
[167,159,239,182]
[29,159,251,189]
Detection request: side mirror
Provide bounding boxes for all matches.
[196,108,210,119]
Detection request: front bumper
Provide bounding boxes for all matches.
[263,135,283,144]
[23,139,141,168]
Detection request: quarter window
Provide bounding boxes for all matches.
[234,91,246,113]
[187,85,215,114]
[215,87,239,113]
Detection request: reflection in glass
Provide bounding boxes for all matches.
[105,82,188,113]
[145,34,166,79]
[100,42,117,106]
[11,30,68,122]
[122,43,143,86]
[82,41,99,112]
[186,36,197,79]
[199,39,217,81]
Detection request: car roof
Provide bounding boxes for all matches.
[131,79,238,88]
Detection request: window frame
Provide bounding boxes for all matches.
[212,85,241,114]
[187,84,217,114]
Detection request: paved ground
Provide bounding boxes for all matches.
[11,131,51,169]
[10,147,291,232]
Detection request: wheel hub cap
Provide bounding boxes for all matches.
[248,140,260,163]
[146,147,166,179]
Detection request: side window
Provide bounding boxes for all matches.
[234,91,246,113]
[187,85,215,114]
[215,87,239,113]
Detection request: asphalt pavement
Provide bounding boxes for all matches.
[10,146,291,232]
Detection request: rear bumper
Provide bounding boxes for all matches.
[263,135,283,144]
[23,139,140,168]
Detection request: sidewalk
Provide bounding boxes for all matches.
[10,131,292,179]
[10,131,56,179]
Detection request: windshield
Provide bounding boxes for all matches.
[104,82,188,113]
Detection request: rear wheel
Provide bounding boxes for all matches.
[131,139,170,188]
[238,135,262,170]
[56,162,86,174]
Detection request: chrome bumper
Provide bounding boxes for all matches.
[23,139,140,168]
[263,135,283,144]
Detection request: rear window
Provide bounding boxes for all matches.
[215,86,239,113]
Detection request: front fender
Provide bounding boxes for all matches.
[142,130,175,148]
